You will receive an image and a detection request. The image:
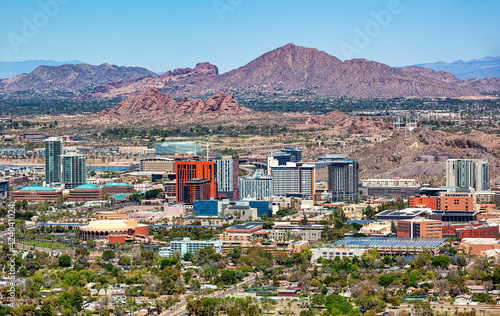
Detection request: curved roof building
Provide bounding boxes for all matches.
[80,219,149,243]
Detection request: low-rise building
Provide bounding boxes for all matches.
[362,178,416,187]
[429,210,476,222]
[359,221,392,236]
[219,223,266,250]
[366,186,420,199]
[102,182,134,194]
[80,219,149,244]
[223,204,258,222]
[170,237,223,257]
[455,222,499,239]
[162,203,187,220]
[269,223,324,242]
[333,236,446,255]
[140,158,175,173]
[269,229,321,242]
[119,147,148,155]
[95,211,127,220]
[12,185,61,201]
[225,222,265,233]
[397,218,442,238]
[311,247,367,263]
[459,238,500,255]
[68,183,102,202]
[409,196,438,210]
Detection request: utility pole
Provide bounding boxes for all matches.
[206,135,209,161]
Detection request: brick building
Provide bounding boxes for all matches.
[397,218,442,238]
[438,190,475,211]
[459,238,500,255]
[12,185,61,202]
[68,184,102,202]
[455,223,499,239]
[409,196,438,210]
[101,182,134,194]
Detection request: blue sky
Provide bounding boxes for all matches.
[0,0,499,73]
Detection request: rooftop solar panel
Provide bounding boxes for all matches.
[332,237,446,249]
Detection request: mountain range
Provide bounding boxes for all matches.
[401,66,500,94]
[90,44,495,99]
[409,56,500,80]
[1,44,499,100]
[0,60,82,79]
[0,63,155,92]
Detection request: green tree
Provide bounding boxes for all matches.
[102,250,116,261]
[118,256,132,266]
[220,269,237,285]
[325,295,359,315]
[363,205,375,220]
[228,245,243,261]
[378,275,398,287]
[183,252,194,262]
[432,255,451,268]
[40,298,57,316]
[357,295,386,313]
[58,255,72,267]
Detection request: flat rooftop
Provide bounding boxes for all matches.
[377,208,429,218]
[461,238,500,245]
[399,218,441,223]
[226,222,265,231]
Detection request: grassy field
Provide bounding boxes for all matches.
[19,240,73,250]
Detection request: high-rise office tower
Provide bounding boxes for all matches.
[213,157,239,198]
[267,147,302,175]
[239,175,273,200]
[446,159,490,191]
[328,160,359,201]
[176,161,217,203]
[182,179,211,204]
[44,137,63,185]
[60,152,86,189]
[281,147,302,163]
[271,163,315,197]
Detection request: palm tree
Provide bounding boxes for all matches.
[155,300,163,314]
[95,282,103,297]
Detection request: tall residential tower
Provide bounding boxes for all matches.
[328,160,359,201]
[60,152,86,189]
[44,137,63,185]
[446,159,490,191]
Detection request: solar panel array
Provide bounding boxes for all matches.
[332,237,446,250]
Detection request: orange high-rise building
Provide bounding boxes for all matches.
[176,161,217,203]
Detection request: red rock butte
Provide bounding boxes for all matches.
[100,88,251,117]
